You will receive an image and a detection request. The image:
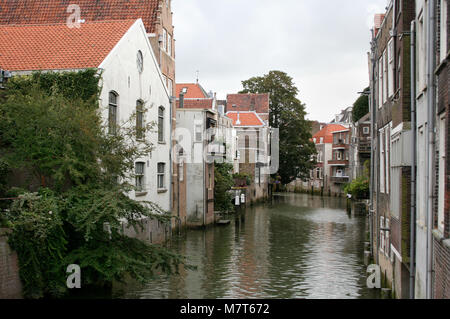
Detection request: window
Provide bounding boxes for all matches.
[379,128,385,193]
[388,38,394,97]
[168,33,172,57]
[380,216,385,252]
[136,100,144,140]
[363,127,370,135]
[162,28,167,52]
[378,57,383,108]
[385,125,391,194]
[440,0,448,63]
[135,162,145,192]
[158,107,165,142]
[137,50,143,73]
[438,115,446,233]
[383,49,388,103]
[157,163,165,189]
[108,91,118,135]
[168,78,173,95]
[385,218,390,257]
[195,125,203,142]
[320,137,324,144]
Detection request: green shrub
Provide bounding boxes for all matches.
[344,177,370,200]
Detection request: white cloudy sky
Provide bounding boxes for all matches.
[172,0,389,122]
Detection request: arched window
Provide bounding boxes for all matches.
[158,107,165,142]
[136,100,144,140]
[108,91,118,135]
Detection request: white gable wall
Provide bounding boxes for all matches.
[99,19,172,212]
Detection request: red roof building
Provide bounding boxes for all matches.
[0,20,135,72]
[176,83,209,99]
[226,112,265,127]
[312,124,348,144]
[227,93,270,115]
[0,0,160,33]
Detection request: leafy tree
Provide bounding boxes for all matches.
[240,71,316,185]
[0,71,189,298]
[352,87,370,123]
[214,162,234,213]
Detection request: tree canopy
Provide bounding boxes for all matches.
[0,71,188,298]
[352,87,370,123]
[240,71,316,185]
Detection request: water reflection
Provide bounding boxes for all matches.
[113,193,379,299]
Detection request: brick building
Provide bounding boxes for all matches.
[432,0,449,300]
[368,0,415,299]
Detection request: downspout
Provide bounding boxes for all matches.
[410,21,417,300]
[169,96,174,213]
[369,39,377,259]
[203,111,207,226]
[426,0,437,299]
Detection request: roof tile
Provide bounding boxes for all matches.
[0,0,160,33]
[0,20,135,71]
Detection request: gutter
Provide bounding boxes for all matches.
[410,20,417,300]
[426,0,437,299]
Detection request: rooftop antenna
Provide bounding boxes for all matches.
[196,70,199,84]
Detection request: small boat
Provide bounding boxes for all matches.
[217,220,231,225]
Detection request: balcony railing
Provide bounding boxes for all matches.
[207,142,226,155]
[331,176,350,184]
[328,160,349,166]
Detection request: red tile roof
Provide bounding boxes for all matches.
[374,14,386,37]
[227,93,270,114]
[226,112,264,127]
[312,124,348,144]
[176,99,213,109]
[0,0,161,33]
[0,20,135,71]
[175,83,208,99]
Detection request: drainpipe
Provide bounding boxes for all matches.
[369,42,377,259]
[426,0,437,300]
[369,35,378,264]
[203,111,207,226]
[410,21,417,300]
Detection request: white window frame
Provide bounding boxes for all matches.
[440,0,448,63]
[385,218,390,257]
[385,125,390,194]
[363,127,370,135]
[378,57,383,108]
[168,33,172,57]
[135,162,145,192]
[162,28,167,52]
[383,49,388,104]
[379,128,385,193]
[158,107,165,143]
[388,38,395,97]
[157,163,166,189]
[380,216,385,252]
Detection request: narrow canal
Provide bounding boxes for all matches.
[113,193,380,299]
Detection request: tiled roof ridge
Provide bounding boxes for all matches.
[0,19,138,28]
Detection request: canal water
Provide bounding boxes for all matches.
[113,193,380,299]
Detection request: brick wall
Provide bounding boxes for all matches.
[433,238,450,299]
[0,229,22,299]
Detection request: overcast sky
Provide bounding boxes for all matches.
[172,0,389,123]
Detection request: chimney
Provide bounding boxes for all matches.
[236,112,241,126]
